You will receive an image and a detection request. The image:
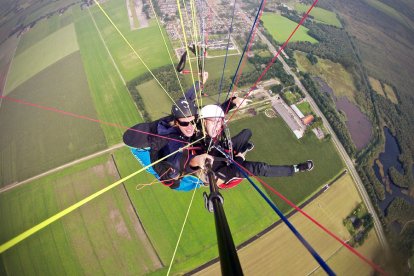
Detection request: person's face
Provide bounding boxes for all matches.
[176,116,196,137]
[204,117,224,138]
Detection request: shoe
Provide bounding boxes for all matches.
[296,160,314,172]
[237,142,255,161]
[242,142,254,153]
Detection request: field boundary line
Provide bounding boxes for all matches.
[0,143,124,194]
[88,7,126,86]
[110,153,164,268]
[0,35,21,108]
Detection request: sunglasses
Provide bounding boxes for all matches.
[176,119,196,127]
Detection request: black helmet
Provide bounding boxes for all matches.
[171,99,198,118]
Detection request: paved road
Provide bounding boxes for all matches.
[0,143,125,194]
[239,10,389,251]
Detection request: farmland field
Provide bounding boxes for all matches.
[294,51,357,103]
[73,7,141,145]
[261,13,318,44]
[16,10,74,55]
[88,0,173,81]
[0,52,106,186]
[137,79,175,120]
[294,3,342,28]
[0,0,78,45]
[313,233,381,275]
[22,0,79,26]
[196,174,382,274]
[0,154,161,275]
[5,23,79,94]
[188,54,253,81]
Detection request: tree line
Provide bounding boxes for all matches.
[127,65,188,122]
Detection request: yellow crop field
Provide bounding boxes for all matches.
[369,76,385,97]
[196,174,383,275]
[383,83,398,104]
[313,234,381,275]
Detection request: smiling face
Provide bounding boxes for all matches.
[204,117,224,138]
[176,116,196,137]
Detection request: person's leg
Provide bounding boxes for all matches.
[231,129,252,153]
[212,159,313,186]
[242,161,294,177]
[213,158,294,183]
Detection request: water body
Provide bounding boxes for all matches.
[313,77,372,150]
[336,97,372,150]
[373,127,414,212]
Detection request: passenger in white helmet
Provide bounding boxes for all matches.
[188,104,314,189]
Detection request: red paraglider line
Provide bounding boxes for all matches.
[0,95,189,144]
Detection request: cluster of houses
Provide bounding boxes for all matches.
[154,0,246,55]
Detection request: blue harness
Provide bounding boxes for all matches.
[130,147,204,191]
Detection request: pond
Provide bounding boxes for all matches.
[313,77,372,150]
[372,127,414,212]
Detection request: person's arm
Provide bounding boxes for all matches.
[181,72,209,102]
[220,96,252,114]
[123,121,156,148]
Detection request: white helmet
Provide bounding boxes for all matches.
[200,105,225,118]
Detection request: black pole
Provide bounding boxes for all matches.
[205,161,243,276]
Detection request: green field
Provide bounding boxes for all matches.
[22,0,79,26]
[294,51,358,102]
[0,154,161,275]
[88,0,173,81]
[261,13,318,44]
[16,10,74,55]
[188,54,247,79]
[296,101,312,115]
[137,79,175,120]
[0,52,106,186]
[230,113,344,211]
[5,23,79,94]
[0,0,78,45]
[73,6,141,145]
[295,3,342,28]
